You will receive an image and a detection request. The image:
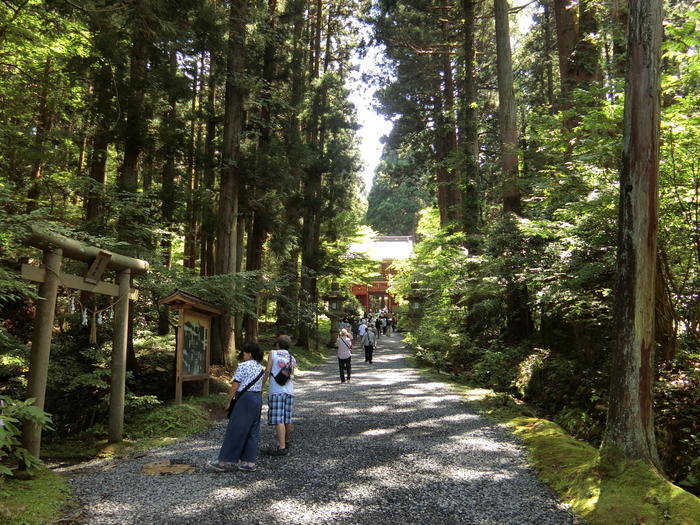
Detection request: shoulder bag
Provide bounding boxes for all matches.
[273,352,294,386]
[226,368,265,418]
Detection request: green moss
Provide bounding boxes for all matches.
[0,468,68,525]
[410,359,700,525]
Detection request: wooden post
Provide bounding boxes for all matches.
[108,269,131,443]
[22,248,62,458]
[175,310,184,404]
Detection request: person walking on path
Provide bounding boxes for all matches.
[336,328,353,383]
[358,318,367,339]
[209,342,264,472]
[262,334,296,456]
[66,333,575,525]
[362,325,377,364]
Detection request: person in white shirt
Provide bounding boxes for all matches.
[358,319,367,338]
[262,335,296,456]
[362,326,377,364]
[209,342,264,472]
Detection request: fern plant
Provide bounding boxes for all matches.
[0,396,52,475]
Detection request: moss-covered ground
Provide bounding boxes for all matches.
[0,468,67,525]
[412,362,700,525]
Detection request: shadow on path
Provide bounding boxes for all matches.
[65,334,574,525]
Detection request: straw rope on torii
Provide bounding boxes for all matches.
[19,226,148,458]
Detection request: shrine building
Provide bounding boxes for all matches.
[349,235,413,312]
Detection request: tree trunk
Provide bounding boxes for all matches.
[158,49,178,336]
[298,0,324,348]
[201,52,218,277]
[213,0,248,365]
[460,0,480,239]
[601,0,663,470]
[85,60,112,230]
[184,59,199,270]
[120,1,147,195]
[494,0,521,215]
[439,14,461,227]
[542,0,555,110]
[26,58,52,212]
[553,0,578,103]
[610,0,629,79]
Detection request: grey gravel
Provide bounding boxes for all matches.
[63,334,575,524]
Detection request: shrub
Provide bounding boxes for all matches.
[0,396,52,475]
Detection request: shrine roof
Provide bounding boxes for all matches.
[348,235,413,262]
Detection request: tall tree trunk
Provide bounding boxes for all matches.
[298,0,324,349]
[184,59,199,270]
[494,0,521,215]
[201,52,218,277]
[118,2,149,374]
[26,58,52,212]
[460,0,480,240]
[553,0,602,130]
[601,0,663,471]
[276,0,306,340]
[158,49,178,336]
[553,0,578,103]
[214,0,248,366]
[542,0,555,110]
[85,60,112,230]
[245,214,267,342]
[245,0,279,342]
[610,0,629,79]
[120,1,147,196]
[439,15,461,226]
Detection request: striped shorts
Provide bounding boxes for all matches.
[267,393,294,425]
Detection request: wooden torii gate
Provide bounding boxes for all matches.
[20,227,149,457]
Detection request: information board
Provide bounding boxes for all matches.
[182,312,209,376]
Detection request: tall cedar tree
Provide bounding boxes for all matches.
[601,0,664,470]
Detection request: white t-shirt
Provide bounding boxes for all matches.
[358,323,367,337]
[269,350,295,396]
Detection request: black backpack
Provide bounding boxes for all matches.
[273,352,294,385]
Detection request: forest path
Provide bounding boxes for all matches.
[64,333,574,524]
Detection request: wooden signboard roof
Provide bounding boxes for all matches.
[159,290,224,316]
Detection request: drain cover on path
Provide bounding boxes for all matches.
[141,459,195,475]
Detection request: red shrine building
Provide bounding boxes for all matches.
[349,235,414,312]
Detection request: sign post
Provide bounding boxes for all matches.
[159,290,223,404]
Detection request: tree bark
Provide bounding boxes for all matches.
[601,0,663,470]
[494,0,521,215]
[120,0,148,195]
[214,0,248,365]
[298,0,324,348]
[201,52,218,277]
[158,49,178,336]
[26,58,52,212]
[85,60,112,230]
[460,0,480,239]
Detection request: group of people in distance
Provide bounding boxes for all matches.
[336,310,396,383]
[209,334,295,473]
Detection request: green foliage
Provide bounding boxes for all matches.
[0,396,52,475]
[554,407,603,444]
[655,356,700,494]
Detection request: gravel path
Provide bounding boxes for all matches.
[64,334,575,524]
